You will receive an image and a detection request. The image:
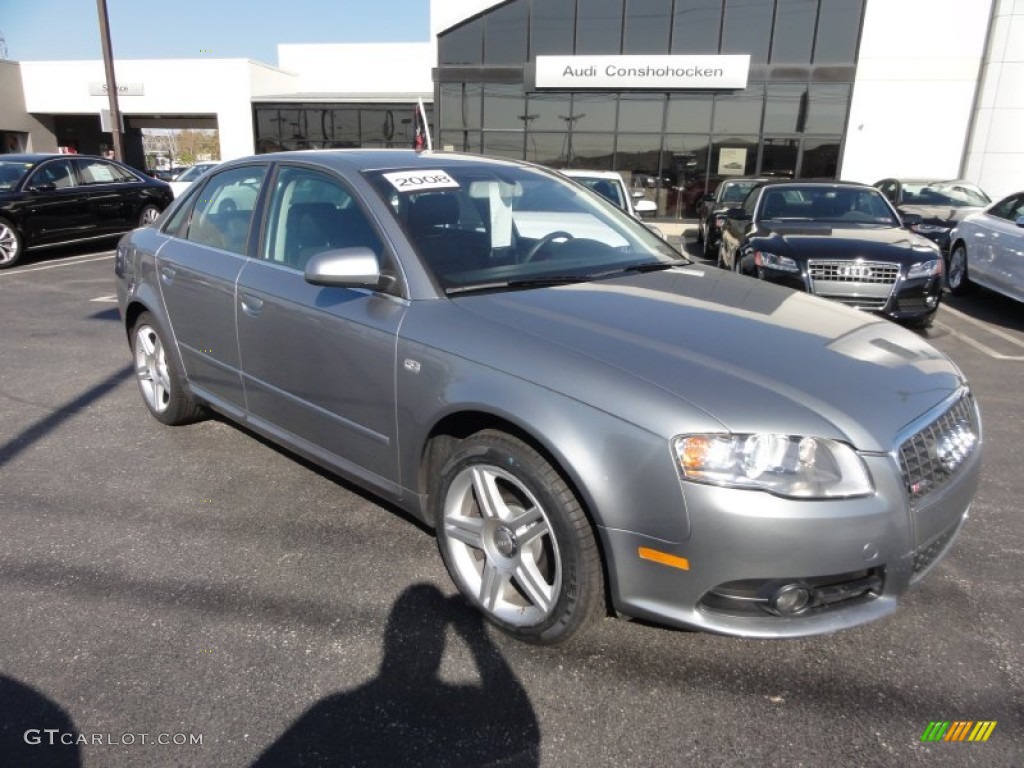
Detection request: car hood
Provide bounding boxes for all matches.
[446,266,964,452]
[756,223,941,262]
[898,204,982,225]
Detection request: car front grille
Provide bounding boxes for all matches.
[807,260,900,310]
[899,393,979,501]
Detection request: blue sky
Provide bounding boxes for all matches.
[0,0,430,64]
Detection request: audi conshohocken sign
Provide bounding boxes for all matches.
[535,55,750,90]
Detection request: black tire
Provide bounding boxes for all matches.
[0,216,24,270]
[138,204,161,228]
[696,220,704,244]
[947,243,972,295]
[130,312,205,426]
[434,430,604,645]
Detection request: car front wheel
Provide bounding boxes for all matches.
[131,312,204,425]
[435,430,604,645]
[0,217,24,269]
[947,243,972,295]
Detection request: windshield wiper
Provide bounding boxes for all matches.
[445,275,590,295]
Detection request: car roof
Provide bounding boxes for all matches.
[1,153,105,162]
[560,169,622,180]
[245,149,534,174]
[753,179,873,190]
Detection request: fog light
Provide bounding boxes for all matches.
[769,584,811,615]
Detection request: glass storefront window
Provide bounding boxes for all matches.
[483,84,526,129]
[713,85,764,134]
[666,94,713,133]
[576,0,624,54]
[771,0,817,64]
[529,132,571,167]
[763,84,807,134]
[530,0,576,57]
[759,138,799,178]
[526,92,573,132]
[710,137,759,180]
[485,1,528,65]
[671,0,723,54]
[569,132,615,169]
[439,18,483,66]
[623,0,672,54]
[482,131,526,160]
[664,133,712,217]
[328,109,359,147]
[800,139,841,178]
[572,93,618,133]
[805,84,851,134]
[814,0,864,64]
[618,93,666,134]
[722,0,773,63]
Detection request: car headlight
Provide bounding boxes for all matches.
[672,434,874,499]
[911,223,950,235]
[753,251,799,272]
[907,259,943,279]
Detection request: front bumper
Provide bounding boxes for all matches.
[599,395,981,638]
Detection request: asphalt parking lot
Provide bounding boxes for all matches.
[1,239,1021,767]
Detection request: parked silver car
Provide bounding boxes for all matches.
[948,190,1024,303]
[116,150,982,645]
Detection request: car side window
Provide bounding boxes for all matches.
[988,194,1024,222]
[184,165,266,255]
[262,166,385,274]
[74,158,136,184]
[28,159,77,190]
[742,188,759,216]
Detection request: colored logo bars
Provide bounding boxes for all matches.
[921,721,997,742]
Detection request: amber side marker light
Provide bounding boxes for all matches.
[638,547,690,571]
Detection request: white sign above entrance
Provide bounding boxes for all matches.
[88,81,144,96]
[536,55,750,90]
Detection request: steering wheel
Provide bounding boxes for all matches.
[523,231,574,263]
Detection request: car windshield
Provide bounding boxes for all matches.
[720,181,758,203]
[902,181,990,207]
[367,163,683,293]
[176,164,217,182]
[0,161,33,191]
[758,186,899,226]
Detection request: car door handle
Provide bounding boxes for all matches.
[239,293,264,316]
[159,266,176,283]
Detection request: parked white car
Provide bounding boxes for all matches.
[169,162,220,198]
[561,169,658,218]
[948,191,1024,303]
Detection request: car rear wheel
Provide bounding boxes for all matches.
[435,430,604,645]
[131,312,204,425]
[947,243,972,295]
[138,205,161,227]
[0,217,24,269]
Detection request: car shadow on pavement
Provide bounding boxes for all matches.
[251,583,540,768]
[0,674,81,766]
[0,364,133,469]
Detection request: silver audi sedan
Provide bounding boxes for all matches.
[115,150,982,645]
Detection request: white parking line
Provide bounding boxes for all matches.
[935,320,1024,361]
[941,304,1024,351]
[90,294,118,303]
[0,253,114,276]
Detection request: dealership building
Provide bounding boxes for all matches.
[1,0,1021,216]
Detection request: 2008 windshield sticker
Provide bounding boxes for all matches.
[383,170,460,192]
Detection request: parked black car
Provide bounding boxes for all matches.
[717,181,944,328]
[874,178,990,254]
[0,154,173,268]
[696,177,771,259]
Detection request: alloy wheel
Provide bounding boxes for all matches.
[134,324,172,413]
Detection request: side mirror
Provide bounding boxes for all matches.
[900,212,923,229]
[700,193,714,203]
[304,247,385,289]
[1015,215,1024,228]
[634,199,658,217]
[724,207,749,220]
[631,190,646,200]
